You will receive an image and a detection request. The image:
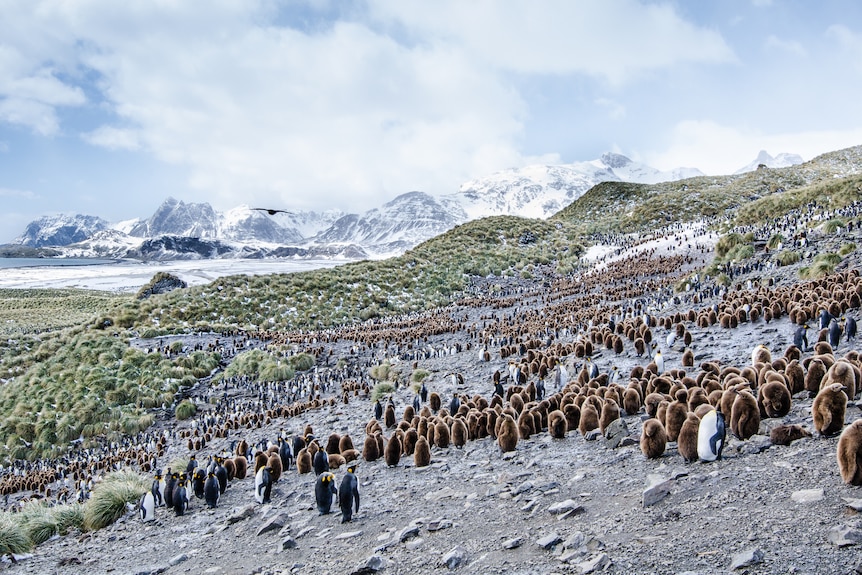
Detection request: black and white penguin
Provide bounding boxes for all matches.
[820,308,835,330]
[315,472,338,515]
[151,471,164,507]
[139,490,156,522]
[373,400,383,421]
[793,324,809,352]
[192,467,206,499]
[172,475,189,516]
[164,471,178,510]
[449,393,461,415]
[254,465,272,504]
[204,472,220,509]
[214,457,228,494]
[185,454,198,475]
[846,316,858,342]
[314,446,330,473]
[829,318,843,350]
[419,383,428,403]
[278,437,293,471]
[412,393,421,414]
[697,407,726,462]
[339,465,360,523]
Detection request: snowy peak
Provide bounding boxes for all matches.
[734,150,804,174]
[447,154,704,220]
[11,214,109,248]
[128,198,219,238]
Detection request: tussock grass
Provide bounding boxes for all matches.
[0,288,129,338]
[0,514,32,557]
[50,504,84,535]
[174,400,196,421]
[371,382,395,404]
[839,242,857,256]
[83,470,148,531]
[775,250,801,266]
[410,369,430,383]
[17,501,58,545]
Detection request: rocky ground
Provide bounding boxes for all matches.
[4,225,862,575]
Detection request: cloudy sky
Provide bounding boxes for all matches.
[2,0,862,241]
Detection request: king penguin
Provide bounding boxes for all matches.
[204,472,220,508]
[339,465,360,523]
[315,472,338,515]
[255,465,272,504]
[139,490,156,522]
[151,471,164,507]
[697,407,726,462]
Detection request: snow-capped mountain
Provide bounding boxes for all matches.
[734,150,804,174]
[445,153,705,220]
[12,214,109,248]
[310,192,466,257]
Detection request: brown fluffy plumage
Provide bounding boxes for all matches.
[640,418,667,459]
[837,419,862,485]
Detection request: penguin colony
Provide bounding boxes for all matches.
[5,202,862,565]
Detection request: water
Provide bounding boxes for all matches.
[0,257,119,269]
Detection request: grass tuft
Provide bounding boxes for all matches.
[82,470,148,531]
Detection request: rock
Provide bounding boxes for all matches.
[350,555,389,575]
[730,548,764,570]
[280,537,297,550]
[844,498,862,511]
[256,512,287,536]
[584,429,602,441]
[427,519,453,532]
[512,480,534,495]
[548,499,582,515]
[562,532,587,550]
[536,533,563,550]
[790,488,823,503]
[335,530,363,540]
[169,554,188,567]
[398,525,420,542]
[577,553,610,574]
[828,525,862,547]
[226,504,255,525]
[603,418,629,448]
[503,537,524,550]
[643,475,672,507]
[440,545,468,569]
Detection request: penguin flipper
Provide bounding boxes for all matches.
[354,489,360,512]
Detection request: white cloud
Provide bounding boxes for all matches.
[0,187,37,199]
[82,126,140,150]
[595,98,626,121]
[765,35,808,58]
[644,120,862,175]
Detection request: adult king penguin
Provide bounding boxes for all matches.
[139,490,156,523]
[255,465,273,504]
[697,407,726,462]
[204,472,220,509]
[339,465,360,523]
[315,472,338,515]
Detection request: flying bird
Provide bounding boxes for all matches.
[252,208,293,215]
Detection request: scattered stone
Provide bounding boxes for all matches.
[828,525,862,547]
[398,525,420,542]
[280,537,297,550]
[440,545,467,569]
[584,429,602,441]
[427,519,453,532]
[730,548,764,570]
[226,505,255,525]
[577,553,610,574]
[619,437,639,448]
[350,554,388,575]
[296,526,315,539]
[536,533,563,550]
[406,537,425,551]
[603,418,629,449]
[503,537,524,549]
[643,475,672,507]
[521,499,539,512]
[169,554,188,567]
[256,512,287,536]
[335,530,363,540]
[548,499,582,515]
[791,489,823,503]
[844,498,862,511]
[562,532,586,550]
[512,480,534,495]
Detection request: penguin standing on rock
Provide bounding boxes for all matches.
[697,407,726,462]
[278,437,293,472]
[339,465,360,523]
[192,467,206,499]
[793,324,809,352]
[151,471,164,507]
[313,448,329,475]
[845,316,857,342]
[420,383,428,403]
[204,472,220,508]
[829,318,843,350]
[315,472,338,515]
[373,400,383,421]
[255,465,273,504]
[172,474,189,516]
[139,490,156,522]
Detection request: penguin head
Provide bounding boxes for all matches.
[347,465,357,474]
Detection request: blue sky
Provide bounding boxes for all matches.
[2,0,862,241]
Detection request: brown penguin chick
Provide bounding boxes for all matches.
[325,434,342,455]
[384,403,396,428]
[362,435,380,462]
[751,344,772,366]
[429,392,442,412]
[769,424,812,446]
[623,387,642,416]
[434,420,451,448]
[402,428,419,455]
[825,360,858,400]
[664,389,689,443]
[517,410,534,439]
[686,388,709,413]
[644,393,665,419]
[254,450,269,474]
[548,410,567,438]
[805,358,827,394]
[451,418,468,448]
[758,380,791,419]
[296,448,312,474]
[694,402,713,419]
[223,458,236,480]
[784,360,805,394]
[233,456,248,480]
[339,435,354,453]
[640,418,667,459]
[303,424,314,438]
[681,348,694,367]
[599,398,620,434]
[578,401,600,436]
[327,453,345,470]
[267,452,283,482]
[498,414,519,452]
[341,448,359,463]
[812,383,848,436]
[235,439,249,458]
[730,389,760,440]
[414,436,431,467]
[677,412,701,463]
[384,435,401,467]
[837,419,862,485]
[563,403,580,432]
[510,393,525,415]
